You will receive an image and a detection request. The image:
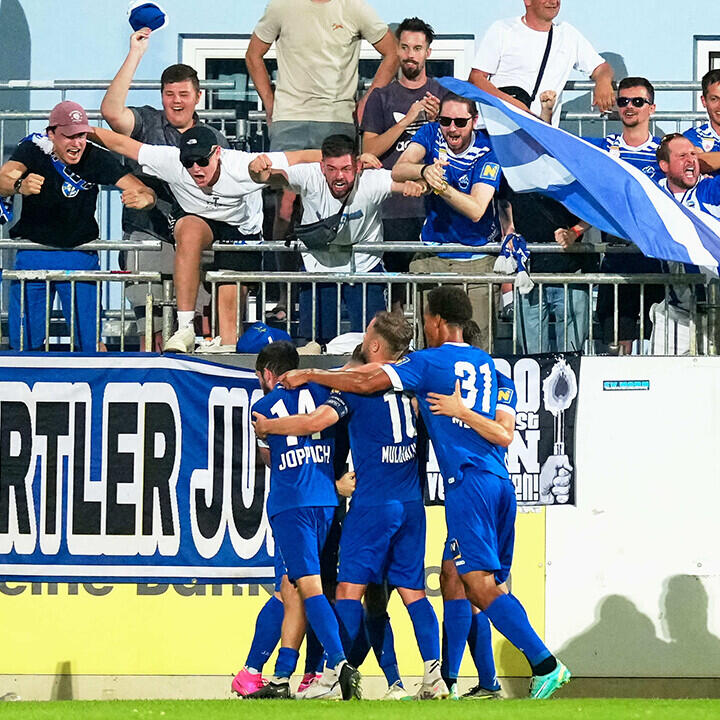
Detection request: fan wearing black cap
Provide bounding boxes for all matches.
[101,25,231,350]
[91,124,319,352]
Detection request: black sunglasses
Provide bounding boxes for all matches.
[438,115,473,128]
[617,96,651,108]
[181,149,216,169]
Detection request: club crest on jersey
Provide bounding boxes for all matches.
[394,357,410,366]
[62,181,80,198]
[702,138,716,153]
[458,174,470,190]
[481,162,499,181]
[609,145,622,159]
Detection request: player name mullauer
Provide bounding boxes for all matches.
[381,442,417,464]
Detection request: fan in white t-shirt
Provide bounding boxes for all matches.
[468,0,614,124]
[249,133,426,343]
[92,124,319,352]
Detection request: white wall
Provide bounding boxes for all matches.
[546,356,720,677]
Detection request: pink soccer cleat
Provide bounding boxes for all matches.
[297,672,323,695]
[231,667,265,697]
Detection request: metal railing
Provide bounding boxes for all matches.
[203,268,716,357]
[1,239,716,355]
[1,270,160,352]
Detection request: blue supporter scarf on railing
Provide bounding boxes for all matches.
[0,195,12,225]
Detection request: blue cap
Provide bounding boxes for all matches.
[128,2,168,32]
[236,322,293,353]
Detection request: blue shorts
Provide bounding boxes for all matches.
[444,470,516,582]
[338,500,426,590]
[270,506,335,583]
[9,249,101,351]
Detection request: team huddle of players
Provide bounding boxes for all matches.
[229,285,570,701]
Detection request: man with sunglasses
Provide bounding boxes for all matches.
[392,92,503,349]
[91,124,318,353]
[684,69,720,174]
[582,77,667,354]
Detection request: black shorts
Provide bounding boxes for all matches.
[171,210,263,272]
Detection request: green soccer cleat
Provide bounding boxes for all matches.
[529,661,572,699]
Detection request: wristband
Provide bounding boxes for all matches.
[419,164,430,181]
[570,225,584,239]
[13,177,23,194]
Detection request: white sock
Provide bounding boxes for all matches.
[424,659,441,680]
[177,311,195,329]
[246,666,260,675]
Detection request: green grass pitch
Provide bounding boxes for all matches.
[2,699,720,720]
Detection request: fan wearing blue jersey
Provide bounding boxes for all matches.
[658,134,720,221]
[392,92,502,350]
[248,341,361,701]
[582,77,668,353]
[684,69,720,172]
[280,286,571,700]
[254,312,447,700]
[427,368,517,700]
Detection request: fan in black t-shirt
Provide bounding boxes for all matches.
[0,101,155,350]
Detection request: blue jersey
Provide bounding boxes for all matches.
[324,390,421,508]
[383,343,507,487]
[491,371,518,470]
[586,133,663,181]
[660,175,720,220]
[411,123,501,254]
[684,123,720,176]
[252,383,338,518]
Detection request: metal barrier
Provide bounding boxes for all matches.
[1,238,716,356]
[205,269,716,357]
[1,270,160,352]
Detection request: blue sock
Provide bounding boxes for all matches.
[348,613,371,667]
[484,594,551,668]
[468,611,500,690]
[274,646,300,680]
[367,611,402,687]
[443,599,472,679]
[304,626,326,674]
[304,594,345,670]
[407,598,440,661]
[335,599,364,655]
[245,595,283,671]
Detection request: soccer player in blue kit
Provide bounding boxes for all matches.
[249,341,361,700]
[254,312,446,700]
[281,286,571,699]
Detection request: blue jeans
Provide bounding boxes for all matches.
[9,249,101,351]
[515,284,590,354]
[298,265,388,343]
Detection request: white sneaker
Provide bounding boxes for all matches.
[297,667,342,700]
[195,336,236,354]
[414,661,449,700]
[164,325,196,353]
[382,680,410,700]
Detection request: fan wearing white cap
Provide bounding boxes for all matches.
[0,101,156,352]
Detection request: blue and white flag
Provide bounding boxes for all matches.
[439,77,720,274]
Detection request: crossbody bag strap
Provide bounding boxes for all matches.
[530,25,554,104]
